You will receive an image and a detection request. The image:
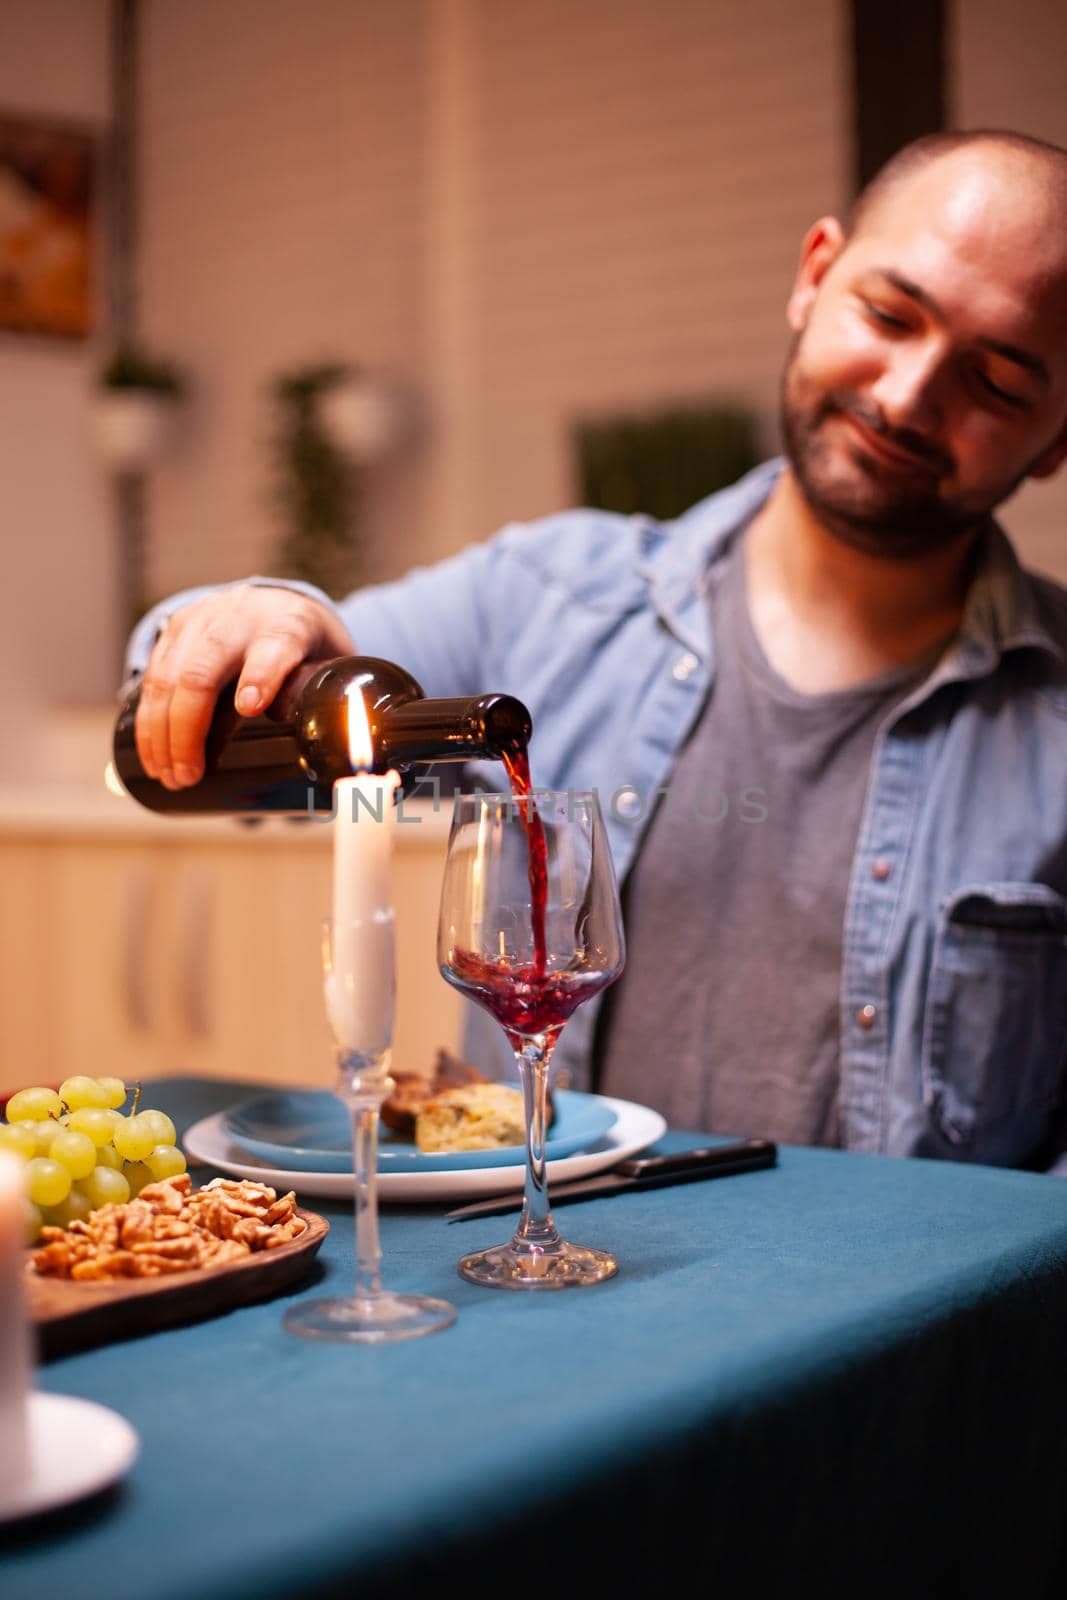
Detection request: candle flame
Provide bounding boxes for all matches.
[103,760,128,797]
[345,683,375,772]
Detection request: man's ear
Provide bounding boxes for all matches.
[786,217,847,333]
[1027,420,1067,482]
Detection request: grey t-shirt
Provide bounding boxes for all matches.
[595,531,943,1143]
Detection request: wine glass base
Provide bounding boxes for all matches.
[458,1238,618,1290]
[283,1291,456,1343]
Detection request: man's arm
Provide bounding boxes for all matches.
[328,540,499,700]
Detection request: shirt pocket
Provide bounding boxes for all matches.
[921,882,1067,1155]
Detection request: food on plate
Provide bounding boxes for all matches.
[415,1083,528,1153]
[0,1076,188,1242]
[380,1049,488,1136]
[32,1173,306,1281]
[382,1049,556,1152]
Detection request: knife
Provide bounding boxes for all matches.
[444,1137,777,1221]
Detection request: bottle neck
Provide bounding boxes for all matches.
[374,695,531,769]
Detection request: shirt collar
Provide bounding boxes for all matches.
[947,517,1065,672]
[645,456,785,607]
[648,455,1065,675]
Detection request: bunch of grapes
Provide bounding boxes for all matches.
[0,1076,186,1244]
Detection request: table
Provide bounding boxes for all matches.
[4,1076,1067,1598]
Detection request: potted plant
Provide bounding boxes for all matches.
[94,347,187,471]
[572,398,759,520]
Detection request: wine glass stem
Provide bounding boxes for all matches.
[514,1035,560,1247]
[348,1098,384,1300]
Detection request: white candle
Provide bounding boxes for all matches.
[0,1153,31,1496]
[328,684,400,1057]
[331,770,400,927]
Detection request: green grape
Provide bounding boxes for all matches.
[94,1141,124,1170]
[6,1087,63,1122]
[138,1110,177,1148]
[50,1129,98,1180]
[25,1157,72,1208]
[113,1115,156,1162]
[45,1189,93,1228]
[18,1119,61,1157]
[66,1107,117,1148]
[123,1161,153,1197]
[58,1075,109,1111]
[79,1166,131,1209]
[96,1076,128,1111]
[22,1198,43,1245]
[144,1144,187,1180]
[0,1123,36,1161]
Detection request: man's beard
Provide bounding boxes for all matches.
[778,334,1030,558]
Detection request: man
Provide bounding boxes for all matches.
[127,130,1067,1173]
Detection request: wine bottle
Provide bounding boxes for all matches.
[112,655,532,815]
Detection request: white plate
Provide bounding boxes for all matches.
[183,1094,667,1202]
[0,1391,139,1525]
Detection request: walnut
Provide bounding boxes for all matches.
[138,1174,191,1213]
[32,1174,307,1281]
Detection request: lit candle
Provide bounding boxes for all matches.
[328,684,400,1057]
[0,1153,30,1497]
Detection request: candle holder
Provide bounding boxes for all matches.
[283,916,456,1342]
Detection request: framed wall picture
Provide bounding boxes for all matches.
[0,113,96,338]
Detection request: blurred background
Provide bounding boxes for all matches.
[2,0,1065,1089]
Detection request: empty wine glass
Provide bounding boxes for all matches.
[283,914,456,1342]
[437,790,625,1288]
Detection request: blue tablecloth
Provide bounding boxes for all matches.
[4,1076,1067,1599]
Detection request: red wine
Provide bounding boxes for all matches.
[443,949,611,1048]
[501,747,548,979]
[448,746,613,1044]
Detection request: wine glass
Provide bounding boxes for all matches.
[437,790,625,1289]
[283,913,456,1342]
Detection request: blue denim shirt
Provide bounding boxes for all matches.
[128,458,1067,1173]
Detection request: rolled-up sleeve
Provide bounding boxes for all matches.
[121,533,506,696]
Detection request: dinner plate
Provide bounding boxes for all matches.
[184,1094,666,1203]
[222,1088,617,1172]
[0,1392,139,1525]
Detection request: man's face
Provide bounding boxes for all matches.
[780,152,1067,556]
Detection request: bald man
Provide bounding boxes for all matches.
[126,130,1067,1173]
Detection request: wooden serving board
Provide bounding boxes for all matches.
[27,1208,329,1362]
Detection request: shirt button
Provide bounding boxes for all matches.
[672,652,698,682]
[615,791,642,819]
[872,859,892,881]
[856,1003,877,1030]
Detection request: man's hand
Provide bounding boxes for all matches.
[134,585,354,789]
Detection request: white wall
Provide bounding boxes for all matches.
[139,0,430,598]
[952,0,1067,581]
[139,0,849,596]
[0,0,114,778]
[3,0,1066,774]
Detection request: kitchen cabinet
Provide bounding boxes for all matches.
[0,790,461,1095]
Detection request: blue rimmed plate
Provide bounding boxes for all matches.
[222,1088,618,1173]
